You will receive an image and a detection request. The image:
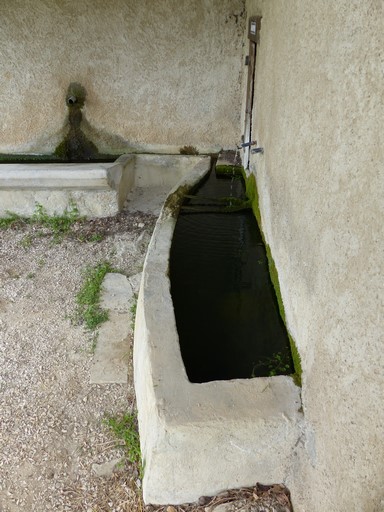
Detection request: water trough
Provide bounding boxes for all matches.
[0,154,208,218]
[134,163,303,505]
[0,152,303,504]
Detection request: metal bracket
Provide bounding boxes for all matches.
[238,140,257,149]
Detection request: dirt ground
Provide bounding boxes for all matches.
[0,205,293,512]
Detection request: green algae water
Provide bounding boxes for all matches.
[170,168,293,383]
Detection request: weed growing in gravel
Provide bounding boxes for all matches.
[32,201,82,241]
[0,201,83,242]
[37,258,45,267]
[75,261,115,330]
[78,232,105,243]
[130,294,138,330]
[104,412,143,478]
[0,211,26,229]
[20,234,33,249]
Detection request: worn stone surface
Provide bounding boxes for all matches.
[92,457,124,477]
[99,272,134,313]
[243,1,384,511]
[90,273,134,384]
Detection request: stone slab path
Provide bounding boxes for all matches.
[90,273,138,385]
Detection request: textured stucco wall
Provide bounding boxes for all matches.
[244,1,383,511]
[0,0,245,154]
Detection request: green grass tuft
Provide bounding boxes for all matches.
[75,261,114,330]
[0,201,83,242]
[32,200,82,240]
[104,412,143,477]
[0,211,26,229]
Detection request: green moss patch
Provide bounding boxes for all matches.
[0,152,118,163]
[215,164,245,177]
[179,145,199,155]
[164,184,192,217]
[245,172,302,386]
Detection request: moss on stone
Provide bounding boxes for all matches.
[215,164,244,176]
[244,172,302,386]
[164,184,191,217]
[179,145,199,155]
[0,153,58,163]
[53,141,67,160]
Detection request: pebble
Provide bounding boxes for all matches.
[209,505,231,512]
[199,495,210,505]
[91,457,123,477]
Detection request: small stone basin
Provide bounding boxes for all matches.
[0,154,208,218]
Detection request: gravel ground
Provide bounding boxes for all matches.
[0,209,156,512]
[0,199,294,512]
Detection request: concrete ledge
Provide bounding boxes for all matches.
[133,163,303,505]
[0,154,209,218]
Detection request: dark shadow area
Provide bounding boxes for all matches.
[170,167,293,382]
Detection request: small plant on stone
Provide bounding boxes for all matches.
[266,352,291,376]
[179,145,199,155]
[252,351,291,377]
[75,261,114,330]
[104,412,143,478]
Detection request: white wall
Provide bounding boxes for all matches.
[244,1,383,510]
[0,0,245,154]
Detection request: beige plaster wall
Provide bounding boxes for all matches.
[0,0,245,154]
[244,1,383,510]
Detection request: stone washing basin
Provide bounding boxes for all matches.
[0,154,209,218]
[133,162,303,505]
